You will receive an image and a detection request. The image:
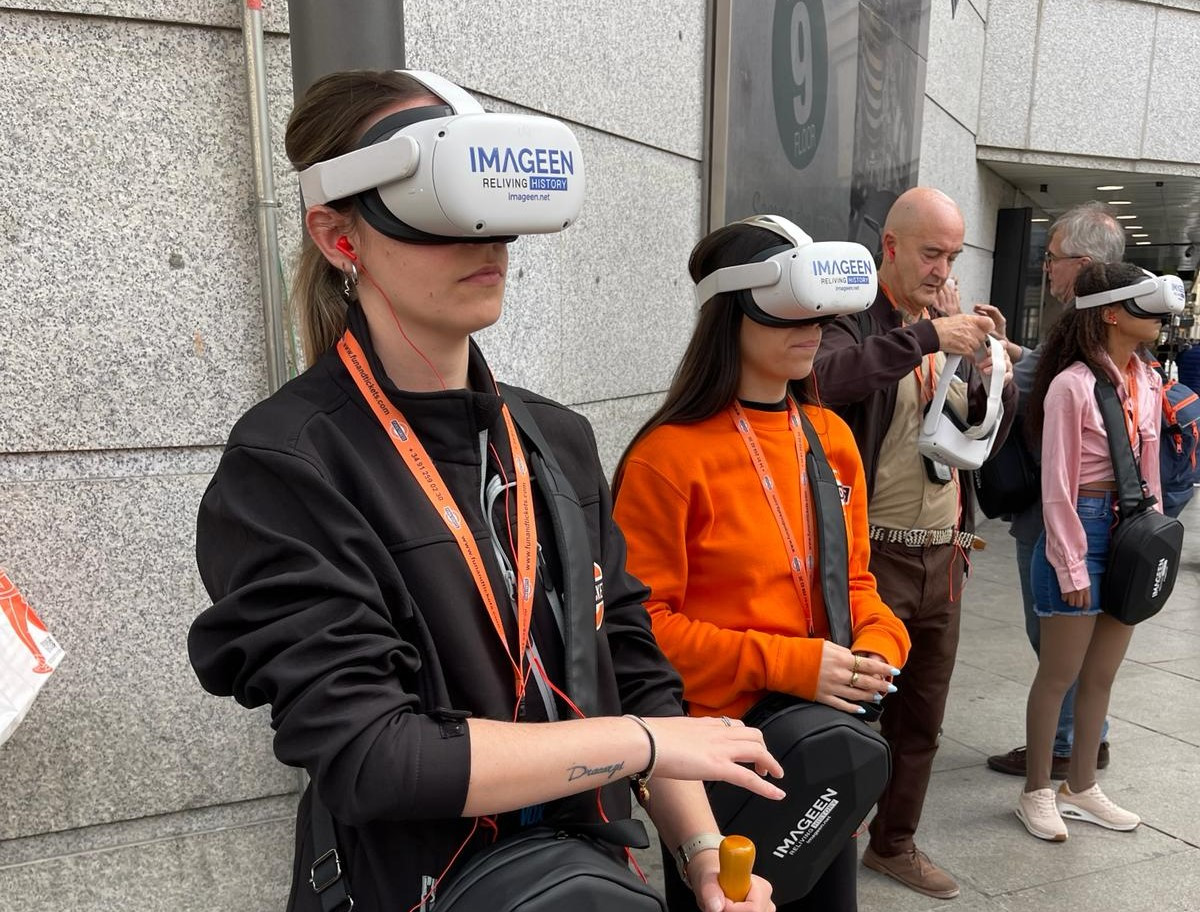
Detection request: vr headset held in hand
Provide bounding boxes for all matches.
[298,70,585,243]
[917,334,1007,474]
[694,215,878,326]
[1075,270,1186,323]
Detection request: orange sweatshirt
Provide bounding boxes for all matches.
[614,404,910,720]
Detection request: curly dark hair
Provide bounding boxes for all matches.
[1025,261,1150,446]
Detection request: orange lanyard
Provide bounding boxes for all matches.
[729,399,817,636]
[337,330,538,696]
[881,285,937,403]
[1123,363,1141,451]
[913,353,938,404]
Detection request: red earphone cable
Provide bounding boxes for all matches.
[356,260,449,391]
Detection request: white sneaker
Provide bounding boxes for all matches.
[1057,782,1140,831]
[1017,788,1068,841]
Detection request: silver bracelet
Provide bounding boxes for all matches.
[623,714,657,806]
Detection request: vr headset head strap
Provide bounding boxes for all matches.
[1075,270,1185,320]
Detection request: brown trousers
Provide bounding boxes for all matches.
[867,539,964,857]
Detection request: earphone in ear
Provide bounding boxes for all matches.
[335,236,358,262]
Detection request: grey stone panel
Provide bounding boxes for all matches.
[1028,0,1156,161]
[478,129,700,407]
[555,152,702,405]
[2,1,289,31]
[404,0,706,160]
[0,12,299,453]
[1143,6,1200,163]
[925,0,986,134]
[0,814,294,912]
[0,447,222,484]
[975,0,1038,149]
[0,794,297,866]
[0,473,293,841]
[467,93,702,406]
[572,392,664,482]
[916,101,1015,253]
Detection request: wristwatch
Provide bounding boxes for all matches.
[674,832,724,887]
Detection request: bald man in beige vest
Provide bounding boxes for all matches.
[812,188,1017,900]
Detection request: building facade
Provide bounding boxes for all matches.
[1,1,1197,908]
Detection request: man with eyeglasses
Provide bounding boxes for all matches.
[979,201,1125,781]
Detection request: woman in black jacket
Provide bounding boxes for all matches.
[188,69,782,912]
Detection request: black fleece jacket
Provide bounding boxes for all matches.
[189,304,682,911]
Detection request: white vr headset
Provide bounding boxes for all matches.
[694,215,878,325]
[298,70,585,243]
[917,334,1007,471]
[1075,270,1186,320]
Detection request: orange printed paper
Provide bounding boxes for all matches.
[0,569,65,746]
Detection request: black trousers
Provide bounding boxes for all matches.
[658,836,858,912]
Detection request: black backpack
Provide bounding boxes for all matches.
[972,414,1040,518]
[1091,365,1185,624]
[704,413,891,905]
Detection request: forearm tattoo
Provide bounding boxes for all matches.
[566,760,626,782]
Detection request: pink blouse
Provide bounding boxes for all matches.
[1041,355,1162,592]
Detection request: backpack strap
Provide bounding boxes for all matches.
[499,385,602,717]
[1088,364,1157,514]
[308,788,353,912]
[797,411,853,648]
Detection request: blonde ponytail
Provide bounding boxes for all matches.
[284,70,435,365]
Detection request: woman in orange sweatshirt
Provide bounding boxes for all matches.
[614,217,910,912]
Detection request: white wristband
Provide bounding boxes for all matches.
[674,832,724,888]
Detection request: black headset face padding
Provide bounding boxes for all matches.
[1122,300,1171,323]
[352,104,518,246]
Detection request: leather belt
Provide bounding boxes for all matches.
[868,525,982,550]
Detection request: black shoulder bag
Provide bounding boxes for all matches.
[704,412,891,906]
[1090,365,1185,625]
[306,389,665,912]
[972,414,1040,518]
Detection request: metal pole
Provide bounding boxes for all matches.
[287,0,406,104]
[242,0,289,394]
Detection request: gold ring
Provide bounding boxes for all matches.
[850,671,860,689]
[852,654,862,674]
[720,716,733,727]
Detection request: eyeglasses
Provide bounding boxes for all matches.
[1043,250,1086,265]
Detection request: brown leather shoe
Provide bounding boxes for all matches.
[987,746,1069,778]
[987,744,1109,778]
[863,845,960,899]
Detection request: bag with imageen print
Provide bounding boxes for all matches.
[0,568,66,747]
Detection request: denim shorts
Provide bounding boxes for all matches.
[1030,495,1113,618]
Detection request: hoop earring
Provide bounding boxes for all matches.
[342,263,359,302]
